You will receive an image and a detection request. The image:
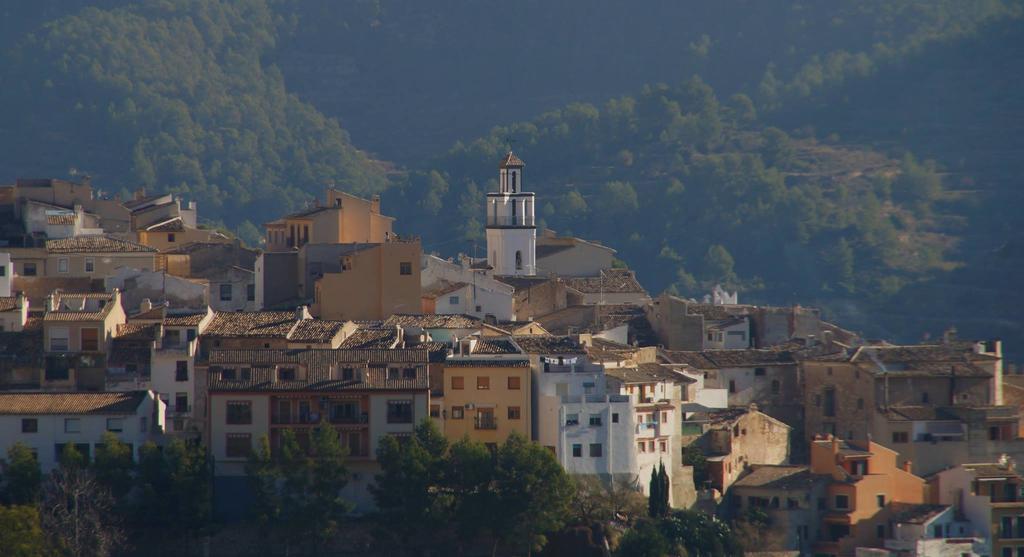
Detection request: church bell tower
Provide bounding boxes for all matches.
[485,152,536,276]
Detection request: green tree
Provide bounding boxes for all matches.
[304,421,352,550]
[660,510,743,557]
[647,467,662,518]
[245,436,281,547]
[760,127,794,168]
[3,442,42,505]
[703,244,737,287]
[370,419,452,553]
[446,437,498,546]
[682,445,708,488]
[615,518,672,557]
[490,433,575,555]
[58,444,86,471]
[0,505,48,557]
[93,432,134,499]
[596,181,639,215]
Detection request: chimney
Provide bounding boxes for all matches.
[295,305,311,321]
[371,194,381,214]
[831,435,839,456]
[822,330,835,349]
[943,327,957,345]
[188,201,196,211]
[139,298,153,314]
[134,188,146,201]
[903,460,913,473]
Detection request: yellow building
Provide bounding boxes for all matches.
[311,239,422,321]
[441,338,531,445]
[263,189,394,250]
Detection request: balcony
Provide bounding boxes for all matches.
[167,405,191,416]
[271,413,322,426]
[475,415,498,430]
[330,413,369,426]
[543,363,604,374]
[486,215,535,227]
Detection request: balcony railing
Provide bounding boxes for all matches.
[330,413,369,425]
[487,215,535,227]
[475,415,498,430]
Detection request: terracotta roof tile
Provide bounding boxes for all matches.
[144,217,185,232]
[445,358,530,367]
[116,323,160,341]
[422,281,469,299]
[0,391,148,414]
[46,213,75,225]
[0,296,21,312]
[207,348,431,391]
[384,313,482,329]
[564,269,647,294]
[164,312,207,327]
[287,319,345,343]
[513,335,586,355]
[46,235,157,254]
[499,151,525,168]
[472,338,521,355]
[204,311,298,338]
[606,363,695,384]
[733,465,821,490]
[338,327,400,349]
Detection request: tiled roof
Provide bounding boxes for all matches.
[445,358,530,367]
[46,213,75,225]
[606,363,695,384]
[684,303,749,321]
[144,217,185,232]
[418,342,451,362]
[812,438,872,457]
[706,407,751,426]
[384,313,482,329]
[963,462,1023,479]
[0,296,21,312]
[701,349,798,368]
[338,327,399,349]
[130,305,167,320]
[564,269,647,294]
[513,334,586,355]
[422,281,469,299]
[116,323,160,341]
[733,465,820,490]
[203,311,298,338]
[164,311,207,327]
[499,151,525,168]
[44,310,109,322]
[0,392,148,415]
[122,194,167,210]
[883,405,954,422]
[887,503,949,525]
[662,350,719,369]
[493,275,552,290]
[46,235,157,254]
[207,348,431,391]
[472,338,521,355]
[850,344,996,364]
[287,319,345,343]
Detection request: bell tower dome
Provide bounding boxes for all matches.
[486,152,536,276]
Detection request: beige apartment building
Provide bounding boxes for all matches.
[311,239,422,321]
[263,188,394,250]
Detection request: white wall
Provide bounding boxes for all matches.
[209,394,270,475]
[0,253,11,297]
[0,394,161,472]
[421,254,515,320]
[368,392,426,456]
[486,219,536,276]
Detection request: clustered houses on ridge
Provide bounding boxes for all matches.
[0,153,1018,557]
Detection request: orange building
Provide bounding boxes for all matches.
[310,238,422,321]
[810,436,926,557]
[263,189,394,250]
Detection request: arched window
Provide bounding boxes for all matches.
[511,171,517,192]
[515,250,523,270]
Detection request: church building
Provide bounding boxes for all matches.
[485,152,536,276]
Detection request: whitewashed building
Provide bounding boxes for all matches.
[486,152,536,276]
[420,254,515,320]
[0,391,164,471]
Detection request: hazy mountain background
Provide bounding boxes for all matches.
[0,0,1021,356]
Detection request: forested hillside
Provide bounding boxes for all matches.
[0,0,1020,352]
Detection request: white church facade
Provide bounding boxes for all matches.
[485,152,536,276]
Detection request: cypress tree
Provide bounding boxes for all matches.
[648,467,661,517]
[658,461,671,513]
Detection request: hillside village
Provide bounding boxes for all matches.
[0,152,1021,557]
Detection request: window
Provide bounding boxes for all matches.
[728,380,736,393]
[58,258,68,273]
[387,400,413,423]
[220,284,232,301]
[877,494,885,508]
[612,413,619,423]
[823,387,836,418]
[857,398,864,410]
[23,262,37,276]
[240,368,251,381]
[400,262,412,275]
[589,414,602,426]
[430,405,440,418]
[477,376,490,390]
[175,361,189,381]
[515,251,523,270]
[508,406,521,420]
[566,413,579,426]
[175,393,188,413]
[451,376,464,390]
[451,407,464,419]
[892,431,909,443]
[921,391,930,404]
[787,498,799,509]
[660,441,667,453]
[247,284,255,302]
[403,367,417,379]
[80,328,98,352]
[279,368,296,381]
[637,441,646,453]
[589,443,603,457]
[507,376,521,390]
[387,368,400,380]
[64,418,80,433]
[84,258,94,272]
[49,328,69,352]
[226,401,252,424]
[572,444,582,457]
[754,367,766,376]
[1002,517,1013,539]
[226,434,251,458]
[21,418,37,433]
[771,379,780,394]
[834,495,849,509]
[449,296,459,305]
[107,418,123,432]
[876,524,885,539]
[167,233,176,243]
[221,368,237,381]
